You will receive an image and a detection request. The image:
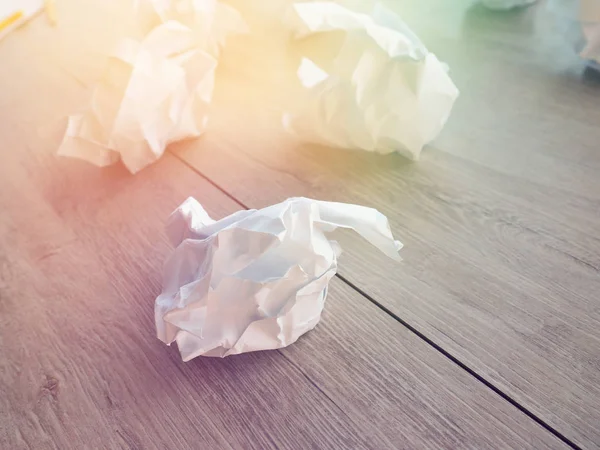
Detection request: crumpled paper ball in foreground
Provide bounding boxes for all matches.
[283,2,459,160]
[156,197,402,360]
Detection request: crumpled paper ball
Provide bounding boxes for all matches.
[155,197,402,360]
[58,0,246,173]
[282,2,459,160]
[58,21,217,173]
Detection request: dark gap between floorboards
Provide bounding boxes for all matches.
[171,153,581,450]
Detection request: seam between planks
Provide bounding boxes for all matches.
[171,152,582,450]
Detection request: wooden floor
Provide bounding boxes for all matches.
[1,0,599,448]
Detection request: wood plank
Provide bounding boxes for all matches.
[0,2,567,448]
[0,156,373,450]
[171,1,600,448]
[0,148,565,449]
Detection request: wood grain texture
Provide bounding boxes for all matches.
[172,0,600,448]
[0,1,567,448]
[0,152,566,448]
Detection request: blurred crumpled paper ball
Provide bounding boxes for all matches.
[57,0,246,174]
[283,2,459,160]
[155,197,402,360]
[58,21,217,173]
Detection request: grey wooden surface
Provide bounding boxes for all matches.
[0,112,563,450]
[0,2,568,449]
[0,146,566,449]
[0,0,595,449]
[172,0,600,448]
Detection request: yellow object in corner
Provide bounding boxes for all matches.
[0,10,23,34]
[0,0,45,41]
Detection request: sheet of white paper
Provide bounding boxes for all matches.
[135,0,248,56]
[579,0,600,67]
[58,21,217,173]
[480,0,537,10]
[283,2,459,160]
[156,197,402,360]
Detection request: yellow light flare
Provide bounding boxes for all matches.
[0,10,23,34]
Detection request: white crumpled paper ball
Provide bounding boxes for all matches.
[283,2,459,161]
[57,21,217,174]
[155,197,402,360]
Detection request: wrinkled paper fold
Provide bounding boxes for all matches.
[156,197,402,360]
[135,0,248,56]
[283,2,459,160]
